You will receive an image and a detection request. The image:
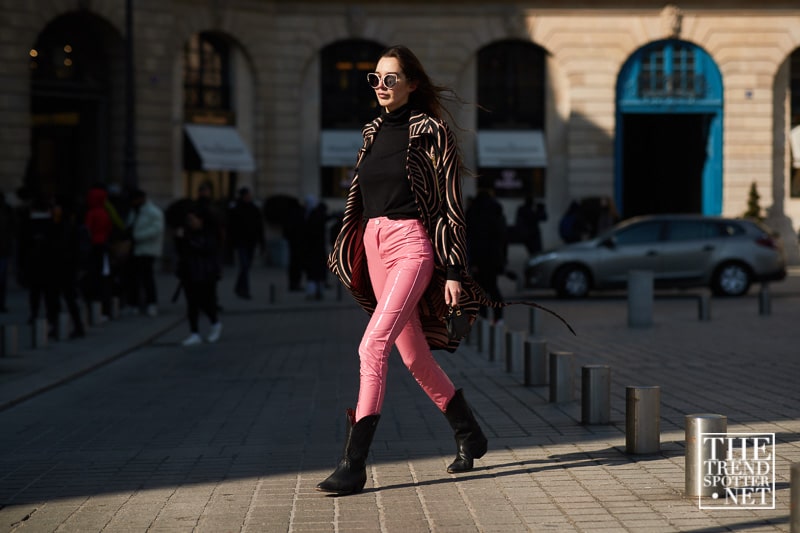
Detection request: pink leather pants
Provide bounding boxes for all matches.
[355,217,456,421]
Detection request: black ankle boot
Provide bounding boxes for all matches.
[443,389,488,473]
[317,409,380,495]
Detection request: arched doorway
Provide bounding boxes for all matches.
[28,11,123,203]
[476,40,548,201]
[615,40,723,217]
[318,39,385,198]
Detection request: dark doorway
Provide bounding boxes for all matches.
[29,12,122,203]
[622,113,709,217]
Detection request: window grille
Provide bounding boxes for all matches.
[638,43,705,99]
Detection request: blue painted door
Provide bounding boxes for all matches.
[616,40,723,216]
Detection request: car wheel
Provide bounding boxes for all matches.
[555,265,590,298]
[712,262,752,297]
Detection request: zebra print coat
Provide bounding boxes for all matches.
[328,110,486,352]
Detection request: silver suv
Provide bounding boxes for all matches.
[525,214,787,298]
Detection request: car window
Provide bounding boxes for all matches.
[666,220,722,241]
[719,221,745,237]
[614,221,663,245]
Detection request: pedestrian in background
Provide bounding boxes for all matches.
[283,198,306,292]
[303,195,328,301]
[84,185,113,321]
[558,200,587,244]
[52,197,87,339]
[0,192,15,313]
[228,186,264,300]
[106,184,133,311]
[319,45,490,495]
[466,187,508,326]
[127,188,165,316]
[195,181,226,261]
[514,195,547,256]
[175,205,222,346]
[18,193,59,331]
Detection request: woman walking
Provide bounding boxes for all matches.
[175,206,222,346]
[319,45,490,495]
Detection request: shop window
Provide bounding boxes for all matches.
[477,40,545,130]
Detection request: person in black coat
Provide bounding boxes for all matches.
[52,198,88,339]
[303,197,329,301]
[466,188,508,325]
[283,198,306,292]
[175,205,222,346]
[514,195,547,256]
[227,187,265,299]
[0,192,14,312]
[18,193,60,330]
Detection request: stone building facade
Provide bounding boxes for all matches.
[2,0,799,260]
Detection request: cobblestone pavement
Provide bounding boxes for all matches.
[0,264,798,532]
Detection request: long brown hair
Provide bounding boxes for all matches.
[379,45,462,123]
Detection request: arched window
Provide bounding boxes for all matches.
[183,32,231,114]
[321,39,382,129]
[476,40,547,200]
[30,15,110,89]
[29,12,120,199]
[638,41,704,99]
[319,39,384,197]
[478,40,545,129]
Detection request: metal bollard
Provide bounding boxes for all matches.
[697,292,711,321]
[524,339,548,386]
[627,270,653,328]
[489,322,505,363]
[1,324,18,357]
[0,324,19,357]
[625,385,660,454]
[57,313,70,342]
[90,301,104,326]
[528,307,539,336]
[111,297,120,320]
[477,319,490,354]
[32,318,48,349]
[582,365,611,425]
[685,413,727,498]
[759,283,771,316]
[791,463,800,533]
[549,351,575,403]
[504,330,522,373]
[487,322,495,361]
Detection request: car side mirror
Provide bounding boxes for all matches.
[601,237,616,249]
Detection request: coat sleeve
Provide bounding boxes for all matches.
[438,120,468,276]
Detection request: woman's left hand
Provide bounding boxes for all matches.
[444,280,462,307]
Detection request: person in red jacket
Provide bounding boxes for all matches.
[84,185,113,321]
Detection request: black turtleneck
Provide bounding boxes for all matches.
[358,105,419,220]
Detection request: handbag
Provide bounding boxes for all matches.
[444,306,472,341]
